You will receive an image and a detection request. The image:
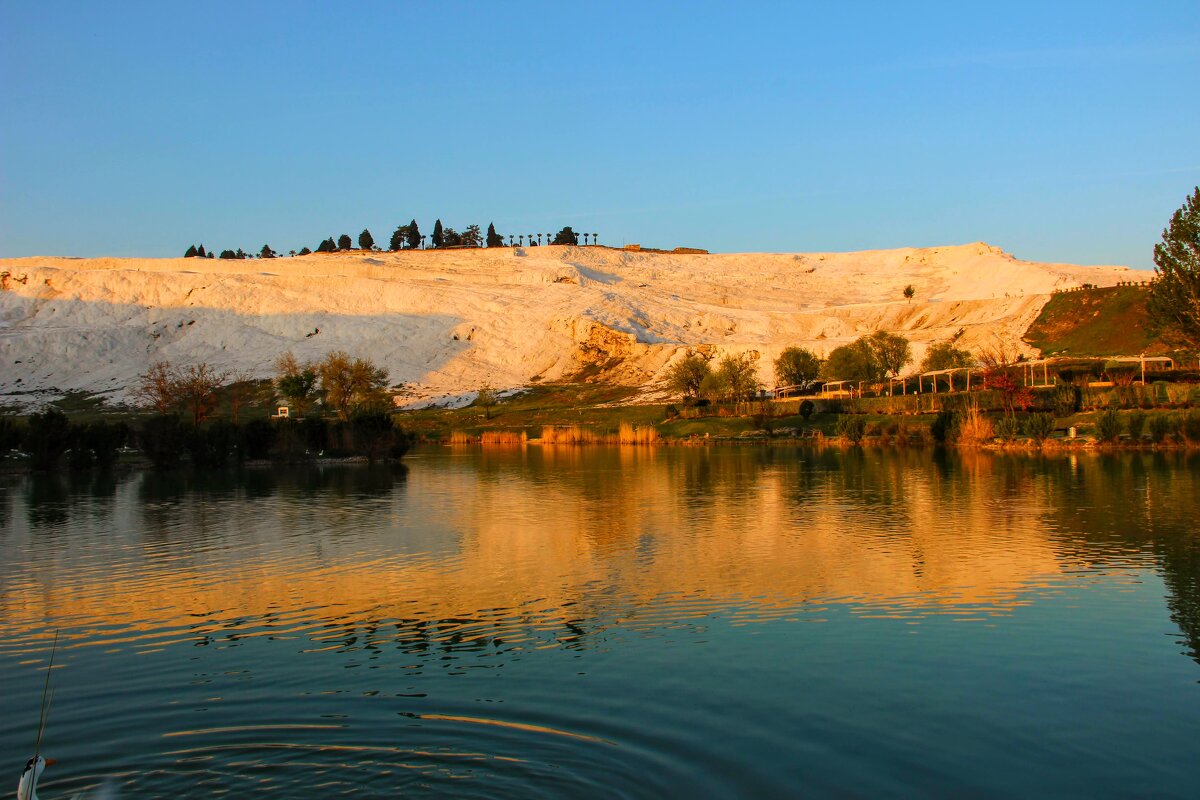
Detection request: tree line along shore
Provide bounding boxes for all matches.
[4,353,1199,476]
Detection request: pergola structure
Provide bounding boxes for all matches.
[771,383,807,400]
[1018,359,1055,387]
[819,380,856,398]
[917,367,974,394]
[1110,355,1175,384]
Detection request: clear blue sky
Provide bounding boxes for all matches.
[2,1,1197,268]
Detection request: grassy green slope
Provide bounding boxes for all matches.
[1023,285,1168,357]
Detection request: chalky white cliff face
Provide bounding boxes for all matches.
[0,243,1133,406]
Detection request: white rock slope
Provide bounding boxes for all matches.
[0,243,1134,405]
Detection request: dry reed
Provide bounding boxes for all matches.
[538,424,660,445]
[480,430,528,445]
[616,422,660,444]
[448,429,528,445]
[956,403,995,446]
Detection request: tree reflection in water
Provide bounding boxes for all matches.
[2,449,1198,666]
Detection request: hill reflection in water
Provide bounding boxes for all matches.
[2,447,1199,798]
[3,448,1198,663]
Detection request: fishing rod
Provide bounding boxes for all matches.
[34,629,60,758]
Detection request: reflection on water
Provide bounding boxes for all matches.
[1,449,1198,798]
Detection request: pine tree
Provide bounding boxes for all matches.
[260,244,275,259]
[196,244,207,258]
[359,229,375,250]
[316,237,336,253]
[235,248,247,260]
[486,222,504,247]
[406,219,421,250]
[298,246,312,256]
[462,224,482,248]
[220,249,237,259]
[432,219,445,248]
[184,244,198,258]
[389,224,407,251]
[337,233,352,251]
[552,226,579,245]
[1148,186,1200,347]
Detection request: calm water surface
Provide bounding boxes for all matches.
[2,446,1199,798]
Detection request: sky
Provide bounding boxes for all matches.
[1,1,1197,268]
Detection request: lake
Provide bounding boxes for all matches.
[2,446,1199,798]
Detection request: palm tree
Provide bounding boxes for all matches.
[592,233,598,246]
[518,235,525,246]
[508,235,514,247]
[420,235,427,250]
[537,233,543,246]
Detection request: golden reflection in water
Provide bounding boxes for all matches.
[3,448,1197,652]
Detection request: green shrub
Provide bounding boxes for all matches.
[240,418,277,460]
[351,411,411,461]
[799,399,815,420]
[68,421,127,469]
[1126,411,1147,441]
[0,414,25,453]
[1095,409,1123,442]
[751,406,776,433]
[1049,384,1080,416]
[139,415,187,469]
[835,415,867,443]
[187,421,236,468]
[1023,412,1056,443]
[1148,414,1175,444]
[1184,410,1200,443]
[25,409,71,470]
[931,410,958,444]
[1152,381,1171,406]
[300,417,329,453]
[995,416,1020,442]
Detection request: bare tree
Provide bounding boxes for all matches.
[977,337,1021,370]
[133,361,178,415]
[176,363,228,427]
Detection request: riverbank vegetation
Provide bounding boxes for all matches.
[392,373,1200,452]
[1,350,412,472]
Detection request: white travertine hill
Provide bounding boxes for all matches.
[0,243,1134,406]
